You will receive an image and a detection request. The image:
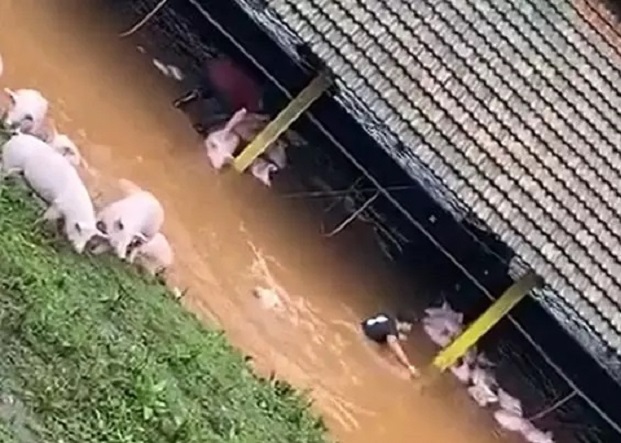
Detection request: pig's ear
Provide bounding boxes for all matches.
[114,219,124,231]
[19,118,34,134]
[4,88,16,104]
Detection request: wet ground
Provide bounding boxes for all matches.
[0,1,518,442]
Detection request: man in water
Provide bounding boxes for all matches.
[361,312,420,378]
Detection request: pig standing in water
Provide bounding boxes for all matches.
[253,286,284,311]
[264,141,287,169]
[3,136,104,253]
[44,121,82,167]
[497,388,522,416]
[127,232,173,276]
[2,133,80,174]
[2,88,49,136]
[248,141,288,187]
[204,108,248,170]
[96,185,164,260]
[422,301,464,345]
[175,55,289,185]
[1,133,58,174]
[204,108,288,187]
[249,157,278,187]
[467,365,499,407]
[493,410,555,443]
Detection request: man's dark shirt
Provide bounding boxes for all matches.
[361,313,398,344]
[204,58,263,113]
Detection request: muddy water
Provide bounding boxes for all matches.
[0,2,517,442]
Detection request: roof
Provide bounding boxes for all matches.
[231,0,621,372]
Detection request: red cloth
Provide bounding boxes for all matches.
[205,58,263,113]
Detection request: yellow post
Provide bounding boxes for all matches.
[233,73,332,172]
[432,271,542,371]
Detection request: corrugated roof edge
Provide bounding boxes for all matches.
[227,0,621,382]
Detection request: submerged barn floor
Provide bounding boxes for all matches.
[2,0,610,442]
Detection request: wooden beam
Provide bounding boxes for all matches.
[233,73,331,172]
[432,271,542,371]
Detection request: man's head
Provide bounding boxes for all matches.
[395,311,416,334]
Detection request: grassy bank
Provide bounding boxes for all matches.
[0,148,328,441]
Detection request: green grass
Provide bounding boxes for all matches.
[0,138,329,442]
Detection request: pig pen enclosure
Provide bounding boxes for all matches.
[114,0,621,442]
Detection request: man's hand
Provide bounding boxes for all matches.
[387,335,419,378]
[407,364,420,379]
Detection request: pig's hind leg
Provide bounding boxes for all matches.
[90,241,111,255]
[34,203,62,228]
[41,204,62,222]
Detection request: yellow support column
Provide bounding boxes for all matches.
[233,73,332,172]
[432,271,542,371]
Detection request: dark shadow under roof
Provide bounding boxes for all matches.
[229,0,621,373]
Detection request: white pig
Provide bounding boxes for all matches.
[204,108,248,170]
[467,384,498,407]
[127,232,173,276]
[264,141,287,169]
[497,388,523,416]
[424,301,464,325]
[21,148,103,253]
[471,366,498,393]
[422,313,462,347]
[97,190,164,260]
[45,122,82,167]
[476,352,496,368]
[427,314,462,337]
[422,320,453,347]
[1,133,57,176]
[449,360,472,384]
[249,157,278,187]
[523,425,554,443]
[3,88,49,136]
[463,348,478,366]
[493,409,531,433]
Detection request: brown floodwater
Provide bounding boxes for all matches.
[0,2,518,442]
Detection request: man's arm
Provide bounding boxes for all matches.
[386,335,419,377]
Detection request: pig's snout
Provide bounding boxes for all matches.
[126,233,148,253]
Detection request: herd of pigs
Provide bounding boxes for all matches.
[0,56,554,442]
[151,53,289,187]
[0,57,173,277]
[0,50,287,275]
[424,301,555,443]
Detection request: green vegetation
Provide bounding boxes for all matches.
[0,133,329,442]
